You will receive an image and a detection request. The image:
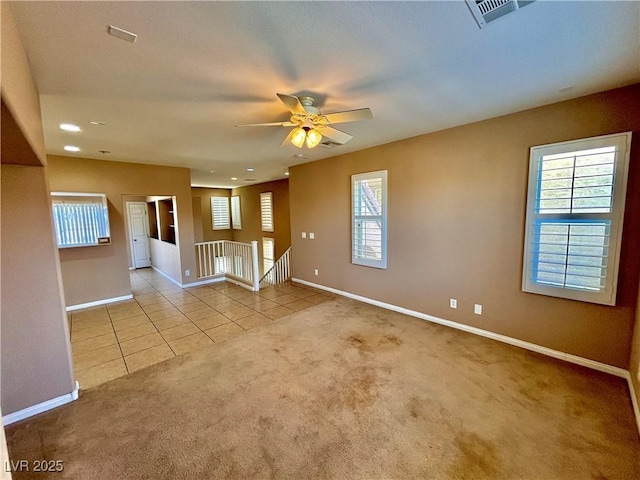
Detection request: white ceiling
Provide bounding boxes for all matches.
[9,1,640,188]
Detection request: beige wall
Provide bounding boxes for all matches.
[0,3,75,418]
[290,84,640,369]
[191,187,234,242]
[231,179,291,274]
[0,4,46,166]
[47,156,198,305]
[1,165,76,414]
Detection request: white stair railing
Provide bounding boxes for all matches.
[260,247,291,287]
[196,240,259,291]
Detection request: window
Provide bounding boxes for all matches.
[260,192,274,232]
[211,197,230,230]
[51,192,110,248]
[263,237,275,273]
[352,170,388,269]
[231,196,242,230]
[522,132,631,305]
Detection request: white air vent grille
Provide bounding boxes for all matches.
[319,141,341,149]
[466,0,535,28]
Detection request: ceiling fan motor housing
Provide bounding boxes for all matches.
[298,96,320,115]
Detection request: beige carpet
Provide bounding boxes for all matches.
[6,298,640,479]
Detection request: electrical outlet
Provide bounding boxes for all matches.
[450,298,457,309]
[185,270,190,277]
[314,268,319,276]
[309,232,315,239]
[474,304,483,315]
[301,232,307,239]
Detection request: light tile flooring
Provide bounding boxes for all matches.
[70,269,335,389]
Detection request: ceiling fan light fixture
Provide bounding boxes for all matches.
[306,129,322,148]
[290,127,306,148]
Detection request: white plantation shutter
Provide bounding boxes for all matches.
[260,192,274,232]
[211,197,230,230]
[52,196,110,248]
[352,170,388,269]
[231,196,242,230]
[263,237,275,273]
[522,132,631,305]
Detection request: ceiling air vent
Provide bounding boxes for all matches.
[466,0,535,28]
[319,140,341,149]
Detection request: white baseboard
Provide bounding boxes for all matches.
[182,276,226,288]
[66,294,134,312]
[625,373,640,436]
[225,277,257,291]
[3,381,79,426]
[151,265,183,287]
[293,278,626,377]
[183,275,254,291]
[293,277,640,436]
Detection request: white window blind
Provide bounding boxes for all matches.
[51,193,110,248]
[352,170,388,269]
[231,196,242,230]
[211,197,230,230]
[260,192,274,232]
[263,237,275,273]
[522,132,631,305]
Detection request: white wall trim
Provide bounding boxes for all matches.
[624,373,640,436]
[293,278,640,435]
[151,265,182,287]
[182,276,226,288]
[3,381,79,426]
[66,294,133,312]
[225,276,256,291]
[292,278,628,378]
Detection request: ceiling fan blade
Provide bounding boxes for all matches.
[319,126,353,145]
[236,121,297,127]
[276,93,307,115]
[321,108,373,124]
[280,128,297,147]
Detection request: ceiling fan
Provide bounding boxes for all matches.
[237,93,373,148]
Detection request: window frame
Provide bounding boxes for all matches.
[211,196,230,230]
[351,170,388,269]
[51,192,111,248]
[522,132,632,306]
[262,237,275,273]
[260,192,274,232]
[231,195,242,230]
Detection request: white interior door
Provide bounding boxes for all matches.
[127,202,151,268]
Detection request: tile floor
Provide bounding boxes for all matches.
[70,269,335,389]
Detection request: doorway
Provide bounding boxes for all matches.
[127,202,151,268]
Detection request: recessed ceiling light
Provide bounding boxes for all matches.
[210,170,215,173]
[285,172,290,176]
[59,123,81,132]
[89,121,106,126]
[294,154,308,159]
[64,145,80,152]
[230,177,238,181]
[107,25,137,43]
[246,168,255,172]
